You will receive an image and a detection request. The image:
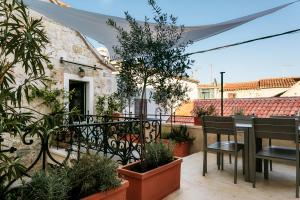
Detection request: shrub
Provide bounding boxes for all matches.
[67,154,121,198]
[192,104,216,118]
[95,93,125,117]
[144,141,173,171]
[168,125,194,143]
[19,169,70,200]
[6,155,122,200]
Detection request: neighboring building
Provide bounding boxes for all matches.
[223,77,300,99]
[16,2,117,115]
[198,77,300,99]
[125,78,200,117]
[198,79,219,99]
[281,81,300,97]
[184,78,202,100]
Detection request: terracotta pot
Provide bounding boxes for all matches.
[194,117,202,126]
[124,134,140,142]
[163,139,191,157]
[118,158,182,200]
[81,180,129,200]
[112,113,122,121]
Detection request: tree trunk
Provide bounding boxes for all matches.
[139,80,147,168]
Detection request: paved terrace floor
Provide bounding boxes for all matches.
[164,152,298,200]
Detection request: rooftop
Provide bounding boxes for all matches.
[198,77,300,91]
[172,97,300,124]
[194,97,300,117]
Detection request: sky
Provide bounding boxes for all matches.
[62,0,300,84]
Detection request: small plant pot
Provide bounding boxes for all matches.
[163,139,191,157]
[124,134,140,143]
[81,180,129,200]
[118,158,182,200]
[56,142,70,149]
[112,113,121,121]
[194,117,202,126]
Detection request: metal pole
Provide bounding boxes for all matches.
[218,72,226,170]
[220,72,225,116]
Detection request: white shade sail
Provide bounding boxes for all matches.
[24,0,298,58]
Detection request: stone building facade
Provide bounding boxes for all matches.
[14,8,117,115]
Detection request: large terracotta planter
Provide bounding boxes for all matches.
[118,158,182,200]
[194,117,202,126]
[163,139,191,157]
[81,180,129,200]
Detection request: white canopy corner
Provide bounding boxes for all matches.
[23,0,298,58]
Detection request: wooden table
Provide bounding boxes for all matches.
[235,122,259,182]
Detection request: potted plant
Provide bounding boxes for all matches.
[108,0,190,198]
[118,141,182,200]
[96,93,125,122]
[163,125,194,157]
[124,123,141,143]
[10,155,128,200]
[191,104,216,125]
[67,154,128,200]
[6,169,71,200]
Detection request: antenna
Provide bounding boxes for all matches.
[210,64,213,84]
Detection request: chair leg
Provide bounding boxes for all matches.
[203,150,207,176]
[217,152,220,170]
[234,152,238,184]
[242,149,245,175]
[264,159,269,180]
[269,138,272,172]
[221,153,224,170]
[252,156,256,188]
[296,159,299,198]
[228,135,232,164]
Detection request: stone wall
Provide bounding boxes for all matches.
[13,9,117,115]
[162,124,297,155]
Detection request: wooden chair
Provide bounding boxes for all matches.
[269,116,297,171]
[251,118,300,198]
[202,116,244,184]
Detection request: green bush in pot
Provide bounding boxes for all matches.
[192,104,216,118]
[67,154,122,199]
[8,169,70,200]
[132,141,174,173]
[6,154,122,200]
[167,125,194,143]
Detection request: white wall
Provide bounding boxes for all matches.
[281,81,300,97]
[221,88,288,99]
[124,79,199,118]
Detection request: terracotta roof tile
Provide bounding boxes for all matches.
[194,97,300,118]
[171,97,300,124]
[223,77,300,91]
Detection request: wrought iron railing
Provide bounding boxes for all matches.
[0,115,161,199]
[123,113,195,125]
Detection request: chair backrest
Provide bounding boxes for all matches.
[253,118,297,141]
[202,116,236,135]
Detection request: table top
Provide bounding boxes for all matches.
[236,123,300,131]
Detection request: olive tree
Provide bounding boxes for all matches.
[107,0,193,165]
[152,79,189,129]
